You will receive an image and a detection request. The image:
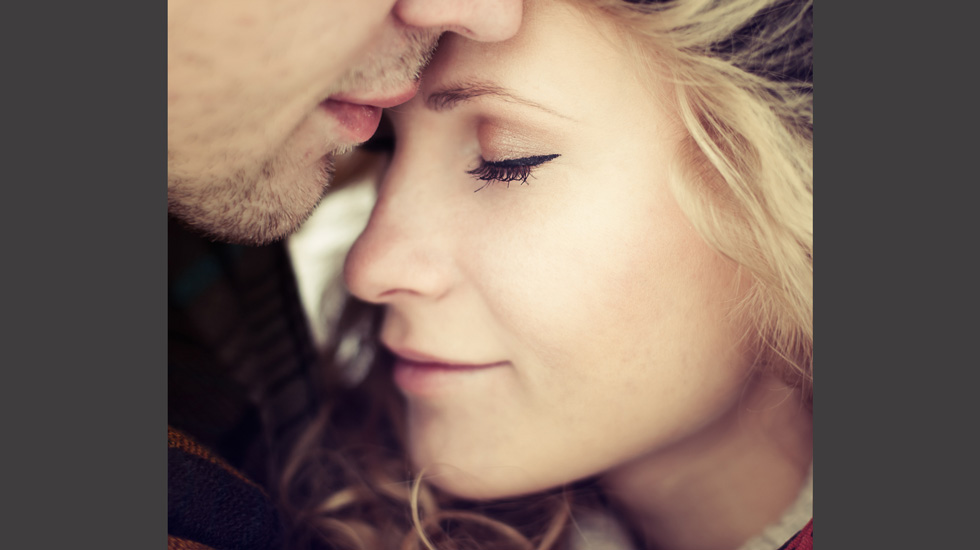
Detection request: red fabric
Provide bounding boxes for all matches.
[780,518,813,550]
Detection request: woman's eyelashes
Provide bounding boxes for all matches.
[359,115,560,194]
[467,154,561,192]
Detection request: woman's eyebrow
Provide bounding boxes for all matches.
[424,80,573,121]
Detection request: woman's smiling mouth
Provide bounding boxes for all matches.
[387,346,510,398]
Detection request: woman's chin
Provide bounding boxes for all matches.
[410,452,559,502]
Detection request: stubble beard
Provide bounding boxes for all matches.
[168,29,440,246]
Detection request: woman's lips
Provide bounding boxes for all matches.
[391,353,509,397]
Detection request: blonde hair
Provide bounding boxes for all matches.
[591,0,813,402]
[281,0,812,547]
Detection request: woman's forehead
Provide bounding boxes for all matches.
[416,2,642,120]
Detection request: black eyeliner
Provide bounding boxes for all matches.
[485,154,561,167]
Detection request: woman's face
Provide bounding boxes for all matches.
[345,0,754,500]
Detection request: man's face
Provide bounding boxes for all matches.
[168,0,522,244]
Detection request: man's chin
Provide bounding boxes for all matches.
[168,159,333,246]
[168,202,309,246]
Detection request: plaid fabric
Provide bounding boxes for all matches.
[168,215,319,488]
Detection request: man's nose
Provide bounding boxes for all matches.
[394,0,524,42]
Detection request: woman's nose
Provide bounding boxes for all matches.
[393,0,523,42]
[344,160,458,305]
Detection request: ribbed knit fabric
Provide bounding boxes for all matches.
[168,427,283,550]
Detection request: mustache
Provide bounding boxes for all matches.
[403,28,442,80]
[332,28,442,92]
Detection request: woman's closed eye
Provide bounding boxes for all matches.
[467,154,561,192]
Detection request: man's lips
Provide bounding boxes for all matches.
[319,100,382,142]
[320,81,420,143]
[330,80,419,109]
[332,79,421,109]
